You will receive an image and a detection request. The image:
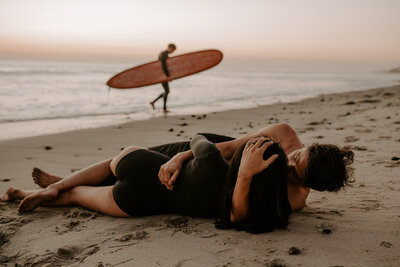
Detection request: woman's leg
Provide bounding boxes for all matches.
[34,146,146,188]
[2,185,129,217]
[19,146,145,212]
[44,186,130,217]
[33,159,112,191]
[1,187,36,202]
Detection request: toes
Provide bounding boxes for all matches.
[32,168,41,177]
[18,197,32,212]
[17,199,25,211]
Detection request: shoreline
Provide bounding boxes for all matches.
[0,85,399,266]
[1,83,399,143]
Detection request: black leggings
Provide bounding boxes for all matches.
[98,133,235,187]
[112,134,231,217]
[112,149,171,216]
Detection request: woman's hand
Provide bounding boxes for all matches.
[237,137,278,180]
[158,154,183,190]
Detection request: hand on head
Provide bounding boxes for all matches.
[238,137,278,179]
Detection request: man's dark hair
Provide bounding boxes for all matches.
[304,143,354,192]
[168,43,176,50]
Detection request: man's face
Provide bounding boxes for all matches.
[167,47,176,53]
[287,147,309,185]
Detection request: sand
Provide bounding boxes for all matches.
[0,85,399,266]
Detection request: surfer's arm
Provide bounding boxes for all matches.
[159,52,170,77]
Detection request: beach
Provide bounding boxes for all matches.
[0,85,399,266]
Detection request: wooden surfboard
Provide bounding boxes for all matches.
[107,49,223,89]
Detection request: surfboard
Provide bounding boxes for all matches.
[107,49,223,89]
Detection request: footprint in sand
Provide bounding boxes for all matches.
[0,213,32,252]
[344,136,360,143]
[115,231,148,242]
[0,231,14,249]
[385,161,400,168]
[380,241,393,248]
[17,244,100,266]
[65,209,96,219]
[359,99,381,103]
[343,145,367,151]
[351,199,382,211]
[58,220,83,234]
[265,258,288,267]
[158,216,198,235]
[215,248,234,254]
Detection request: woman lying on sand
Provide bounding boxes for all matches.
[1,123,354,233]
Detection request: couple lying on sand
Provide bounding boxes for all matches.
[1,123,354,234]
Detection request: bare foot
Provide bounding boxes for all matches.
[163,109,170,113]
[1,187,28,202]
[149,102,155,110]
[32,167,62,188]
[18,187,59,212]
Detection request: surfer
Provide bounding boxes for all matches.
[2,123,354,233]
[150,43,177,113]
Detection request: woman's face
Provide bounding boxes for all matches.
[287,147,309,185]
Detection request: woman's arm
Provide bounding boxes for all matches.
[158,135,239,189]
[230,138,278,223]
[158,149,193,190]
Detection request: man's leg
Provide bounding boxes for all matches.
[150,82,169,109]
[162,82,169,111]
[150,93,163,109]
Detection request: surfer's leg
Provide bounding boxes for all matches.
[150,91,164,108]
[162,82,170,111]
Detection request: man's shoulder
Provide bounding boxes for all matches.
[159,50,168,58]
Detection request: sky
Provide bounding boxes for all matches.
[0,0,399,63]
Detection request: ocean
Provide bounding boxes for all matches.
[0,58,398,141]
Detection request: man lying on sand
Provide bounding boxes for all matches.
[1,123,354,233]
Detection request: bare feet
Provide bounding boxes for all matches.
[149,101,155,110]
[163,109,170,113]
[1,187,26,202]
[18,187,59,212]
[32,167,62,188]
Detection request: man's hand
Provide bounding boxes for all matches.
[158,154,182,190]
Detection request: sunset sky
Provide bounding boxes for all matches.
[0,0,399,63]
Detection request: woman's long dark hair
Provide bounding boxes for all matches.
[215,141,291,233]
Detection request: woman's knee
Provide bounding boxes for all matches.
[110,146,146,175]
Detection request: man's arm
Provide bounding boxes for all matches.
[237,123,302,154]
[158,123,302,189]
[215,123,302,162]
[159,52,170,77]
[287,184,310,211]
